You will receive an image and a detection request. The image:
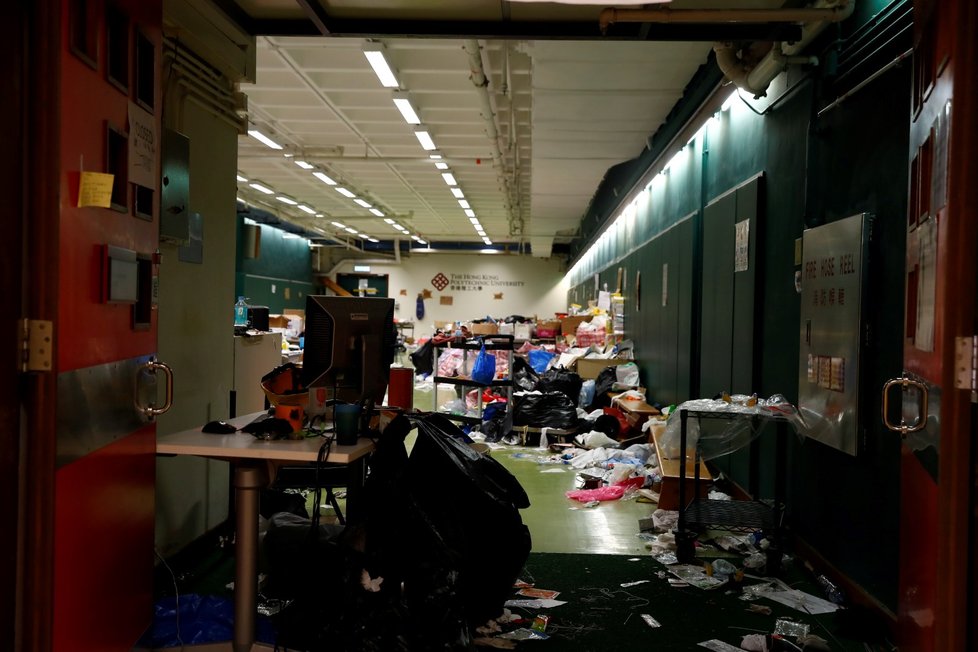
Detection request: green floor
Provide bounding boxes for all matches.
[492,446,650,555]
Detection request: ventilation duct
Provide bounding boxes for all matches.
[601,0,855,98]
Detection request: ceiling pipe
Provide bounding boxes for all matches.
[462,40,516,228]
[600,0,854,98]
[713,0,855,98]
[599,2,854,33]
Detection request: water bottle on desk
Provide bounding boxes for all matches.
[234,296,249,327]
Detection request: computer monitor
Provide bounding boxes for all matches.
[302,295,396,404]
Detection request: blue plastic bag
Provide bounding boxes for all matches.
[471,341,496,385]
[528,349,555,374]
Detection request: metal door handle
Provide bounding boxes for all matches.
[135,358,174,418]
[882,375,929,436]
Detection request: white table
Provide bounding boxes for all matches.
[157,412,375,652]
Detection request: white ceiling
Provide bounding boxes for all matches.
[224,0,794,257]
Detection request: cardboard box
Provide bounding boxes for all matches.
[268,314,291,329]
[514,322,532,340]
[535,320,560,338]
[575,357,628,380]
[560,315,592,336]
[469,322,499,335]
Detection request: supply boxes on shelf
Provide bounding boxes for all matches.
[431,334,514,425]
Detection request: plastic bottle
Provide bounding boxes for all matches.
[234,296,249,327]
[816,574,845,604]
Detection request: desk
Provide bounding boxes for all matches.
[157,412,375,652]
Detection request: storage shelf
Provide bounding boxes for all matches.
[432,376,513,388]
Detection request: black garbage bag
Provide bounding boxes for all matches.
[537,366,583,406]
[588,365,619,410]
[409,339,435,375]
[513,391,579,429]
[355,413,531,650]
[512,356,540,392]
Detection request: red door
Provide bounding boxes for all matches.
[51,1,168,650]
[888,1,977,650]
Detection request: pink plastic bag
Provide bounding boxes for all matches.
[565,485,626,502]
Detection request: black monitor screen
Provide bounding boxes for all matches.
[302,295,396,404]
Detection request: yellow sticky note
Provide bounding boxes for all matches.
[78,171,114,208]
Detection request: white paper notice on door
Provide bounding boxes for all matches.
[915,217,937,352]
[128,101,158,189]
[735,219,750,272]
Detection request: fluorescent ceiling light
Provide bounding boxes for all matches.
[363,43,399,88]
[331,221,346,228]
[353,264,371,272]
[464,209,476,218]
[435,162,449,170]
[451,188,465,199]
[369,208,385,217]
[354,198,372,208]
[344,226,358,234]
[249,182,275,195]
[282,233,302,239]
[477,229,486,237]
[469,217,480,225]
[236,174,247,182]
[483,239,493,246]
[414,129,437,151]
[358,233,370,239]
[309,243,323,248]
[315,213,323,217]
[392,94,421,125]
[297,204,317,214]
[248,129,283,150]
[413,236,427,245]
[276,195,298,205]
[335,187,356,198]
[294,160,314,170]
[367,237,379,243]
[428,153,442,160]
[441,172,457,186]
[458,200,471,209]
[383,218,396,224]
[313,171,337,185]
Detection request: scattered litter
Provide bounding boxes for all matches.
[654,552,679,566]
[774,619,811,638]
[698,639,743,652]
[740,633,768,651]
[743,552,767,569]
[652,509,679,531]
[627,557,642,562]
[517,587,560,599]
[760,586,840,614]
[540,468,565,473]
[514,579,533,588]
[360,570,383,592]
[656,571,668,579]
[714,534,755,554]
[504,598,567,609]
[640,614,662,629]
[620,580,650,587]
[565,485,626,502]
[746,603,772,615]
[708,489,732,500]
[256,596,291,617]
[668,578,689,587]
[497,628,550,641]
[669,564,725,590]
[530,615,550,633]
[710,558,738,576]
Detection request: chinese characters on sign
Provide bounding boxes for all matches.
[431,272,526,293]
[804,252,856,310]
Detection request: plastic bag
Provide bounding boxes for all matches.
[565,485,626,502]
[471,341,496,385]
[528,349,555,373]
[512,356,540,392]
[409,339,434,375]
[614,362,640,388]
[537,366,583,406]
[579,379,596,408]
[512,392,579,430]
